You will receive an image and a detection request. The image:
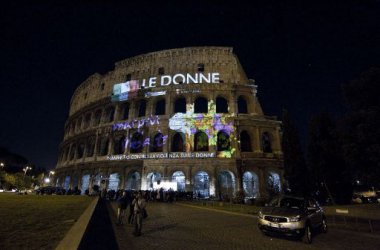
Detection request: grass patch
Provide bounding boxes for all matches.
[0,193,93,250]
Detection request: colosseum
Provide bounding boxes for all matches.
[54,46,283,200]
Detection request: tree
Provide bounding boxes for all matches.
[341,66,380,188]
[282,110,309,195]
[307,112,348,204]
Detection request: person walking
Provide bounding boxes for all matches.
[128,192,137,224]
[116,191,129,225]
[132,191,147,236]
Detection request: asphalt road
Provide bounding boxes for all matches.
[109,202,380,250]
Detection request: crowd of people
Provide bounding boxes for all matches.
[98,188,193,237]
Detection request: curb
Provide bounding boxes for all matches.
[55,197,99,250]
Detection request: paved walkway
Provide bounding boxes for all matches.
[76,200,380,249]
[107,201,380,250]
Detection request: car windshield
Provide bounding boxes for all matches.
[269,197,305,210]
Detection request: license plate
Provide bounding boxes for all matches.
[269,222,280,228]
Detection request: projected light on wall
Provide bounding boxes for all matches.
[112,80,140,101]
[169,100,236,158]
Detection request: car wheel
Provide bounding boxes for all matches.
[321,218,327,233]
[302,224,312,244]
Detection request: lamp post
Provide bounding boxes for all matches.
[44,171,55,186]
[0,162,4,170]
[23,166,31,177]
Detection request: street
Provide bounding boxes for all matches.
[110,202,380,250]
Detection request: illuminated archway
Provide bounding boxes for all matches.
[267,171,281,195]
[194,131,209,151]
[172,171,186,192]
[63,176,70,190]
[108,173,120,191]
[125,171,141,190]
[217,171,235,200]
[151,133,164,152]
[81,174,90,194]
[193,171,209,198]
[130,132,143,153]
[243,171,259,198]
[217,131,230,151]
[146,172,161,190]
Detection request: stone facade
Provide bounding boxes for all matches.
[54,46,283,200]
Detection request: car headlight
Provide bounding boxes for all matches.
[258,211,264,219]
[288,215,301,222]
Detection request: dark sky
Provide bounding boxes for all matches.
[0,1,379,170]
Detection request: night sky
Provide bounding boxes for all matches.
[0,1,379,170]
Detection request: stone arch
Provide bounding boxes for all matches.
[155,98,166,115]
[77,142,85,159]
[137,100,147,117]
[193,171,210,198]
[81,174,90,194]
[146,171,161,190]
[98,137,109,156]
[172,171,186,192]
[194,131,209,151]
[114,135,126,155]
[267,171,281,195]
[94,109,102,126]
[217,170,236,200]
[217,130,230,151]
[86,137,95,157]
[108,172,120,191]
[240,130,252,152]
[243,171,259,198]
[151,132,164,152]
[63,175,71,190]
[194,96,208,113]
[121,102,130,120]
[130,132,144,153]
[262,131,273,153]
[105,106,115,122]
[174,97,186,113]
[125,170,141,190]
[216,96,228,113]
[237,95,248,114]
[171,132,186,152]
[70,144,76,160]
[84,113,92,128]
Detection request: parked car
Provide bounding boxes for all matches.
[352,186,377,204]
[258,195,327,244]
[35,186,65,195]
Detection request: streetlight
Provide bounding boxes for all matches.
[0,162,4,169]
[49,171,55,178]
[23,166,31,177]
[44,171,55,185]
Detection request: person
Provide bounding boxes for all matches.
[128,192,137,224]
[116,191,129,225]
[132,191,147,236]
